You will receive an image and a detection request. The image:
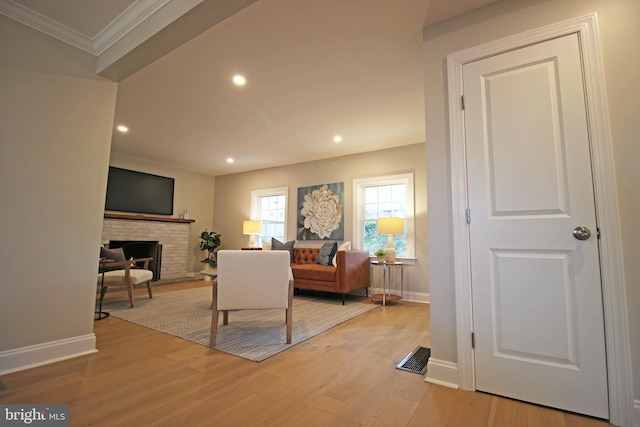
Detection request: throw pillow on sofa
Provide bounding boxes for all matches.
[272,238,295,262]
[332,240,352,267]
[317,241,338,266]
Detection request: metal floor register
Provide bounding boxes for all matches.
[396,346,430,375]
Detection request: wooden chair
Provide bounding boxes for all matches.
[210,250,294,347]
[98,257,154,307]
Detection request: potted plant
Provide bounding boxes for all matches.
[374,248,386,262]
[199,229,222,268]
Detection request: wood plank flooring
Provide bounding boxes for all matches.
[0,281,613,426]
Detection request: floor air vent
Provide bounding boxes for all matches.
[396,346,430,375]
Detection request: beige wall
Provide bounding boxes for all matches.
[108,153,216,275]
[213,143,429,301]
[0,16,117,365]
[423,0,639,410]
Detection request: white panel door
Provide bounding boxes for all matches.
[463,33,609,418]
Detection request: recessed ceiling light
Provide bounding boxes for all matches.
[117,125,128,133]
[333,135,342,143]
[232,75,246,86]
[226,158,234,164]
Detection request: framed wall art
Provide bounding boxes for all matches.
[297,182,344,240]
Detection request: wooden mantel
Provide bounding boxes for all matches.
[104,213,195,224]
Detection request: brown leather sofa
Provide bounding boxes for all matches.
[291,247,370,304]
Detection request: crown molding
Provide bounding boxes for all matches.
[0,0,95,53]
[0,0,172,56]
[93,0,171,55]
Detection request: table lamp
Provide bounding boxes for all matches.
[377,217,404,263]
[242,220,262,248]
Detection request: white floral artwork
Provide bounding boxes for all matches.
[297,183,344,240]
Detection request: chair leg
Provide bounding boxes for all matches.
[286,307,292,344]
[223,310,229,325]
[127,284,135,307]
[210,280,218,347]
[146,280,153,299]
[210,306,219,347]
[286,279,293,344]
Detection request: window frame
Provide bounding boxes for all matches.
[353,173,415,259]
[250,187,289,246]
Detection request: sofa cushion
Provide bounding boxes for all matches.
[293,247,319,264]
[291,263,336,282]
[272,238,295,262]
[317,241,337,266]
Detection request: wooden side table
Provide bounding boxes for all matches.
[371,261,405,305]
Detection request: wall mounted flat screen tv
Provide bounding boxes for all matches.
[105,167,174,215]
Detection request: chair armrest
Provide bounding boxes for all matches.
[336,250,370,292]
[131,257,153,269]
[99,259,134,280]
[100,259,134,270]
[99,258,152,279]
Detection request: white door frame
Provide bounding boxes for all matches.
[447,14,633,426]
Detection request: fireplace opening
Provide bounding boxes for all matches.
[108,240,162,281]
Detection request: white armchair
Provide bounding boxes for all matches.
[210,250,294,347]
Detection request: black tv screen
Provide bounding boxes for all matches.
[105,167,174,215]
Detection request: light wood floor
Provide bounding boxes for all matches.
[0,281,613,427]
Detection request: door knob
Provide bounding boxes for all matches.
[573,226,591,240]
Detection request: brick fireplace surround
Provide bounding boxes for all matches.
[101,213,194,280]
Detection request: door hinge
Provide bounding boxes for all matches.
[471,332,476,349]
[597,227,601,239]
[461,94,466,110]
[466,208,471,224]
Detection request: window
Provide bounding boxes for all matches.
[354,173,415,258]
[251,187,288,247]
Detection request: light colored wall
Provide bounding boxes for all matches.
[0,16,117,367]
[423,0,639,408]
[108,153,216,275]
[213,143,429,301]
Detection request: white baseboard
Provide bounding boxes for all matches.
[424,358,459,389]
[404,291,430,304]
[367,287,430,304]
[0,334,97,375]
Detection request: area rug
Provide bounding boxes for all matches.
[102,286,377,362]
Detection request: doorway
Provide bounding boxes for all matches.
[446,14,632,424]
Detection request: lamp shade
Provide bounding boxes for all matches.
[242,220,262,235]
[377,217,404,235]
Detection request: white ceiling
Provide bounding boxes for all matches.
[2,0,498,176]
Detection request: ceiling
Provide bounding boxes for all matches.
[2,0,498,176]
